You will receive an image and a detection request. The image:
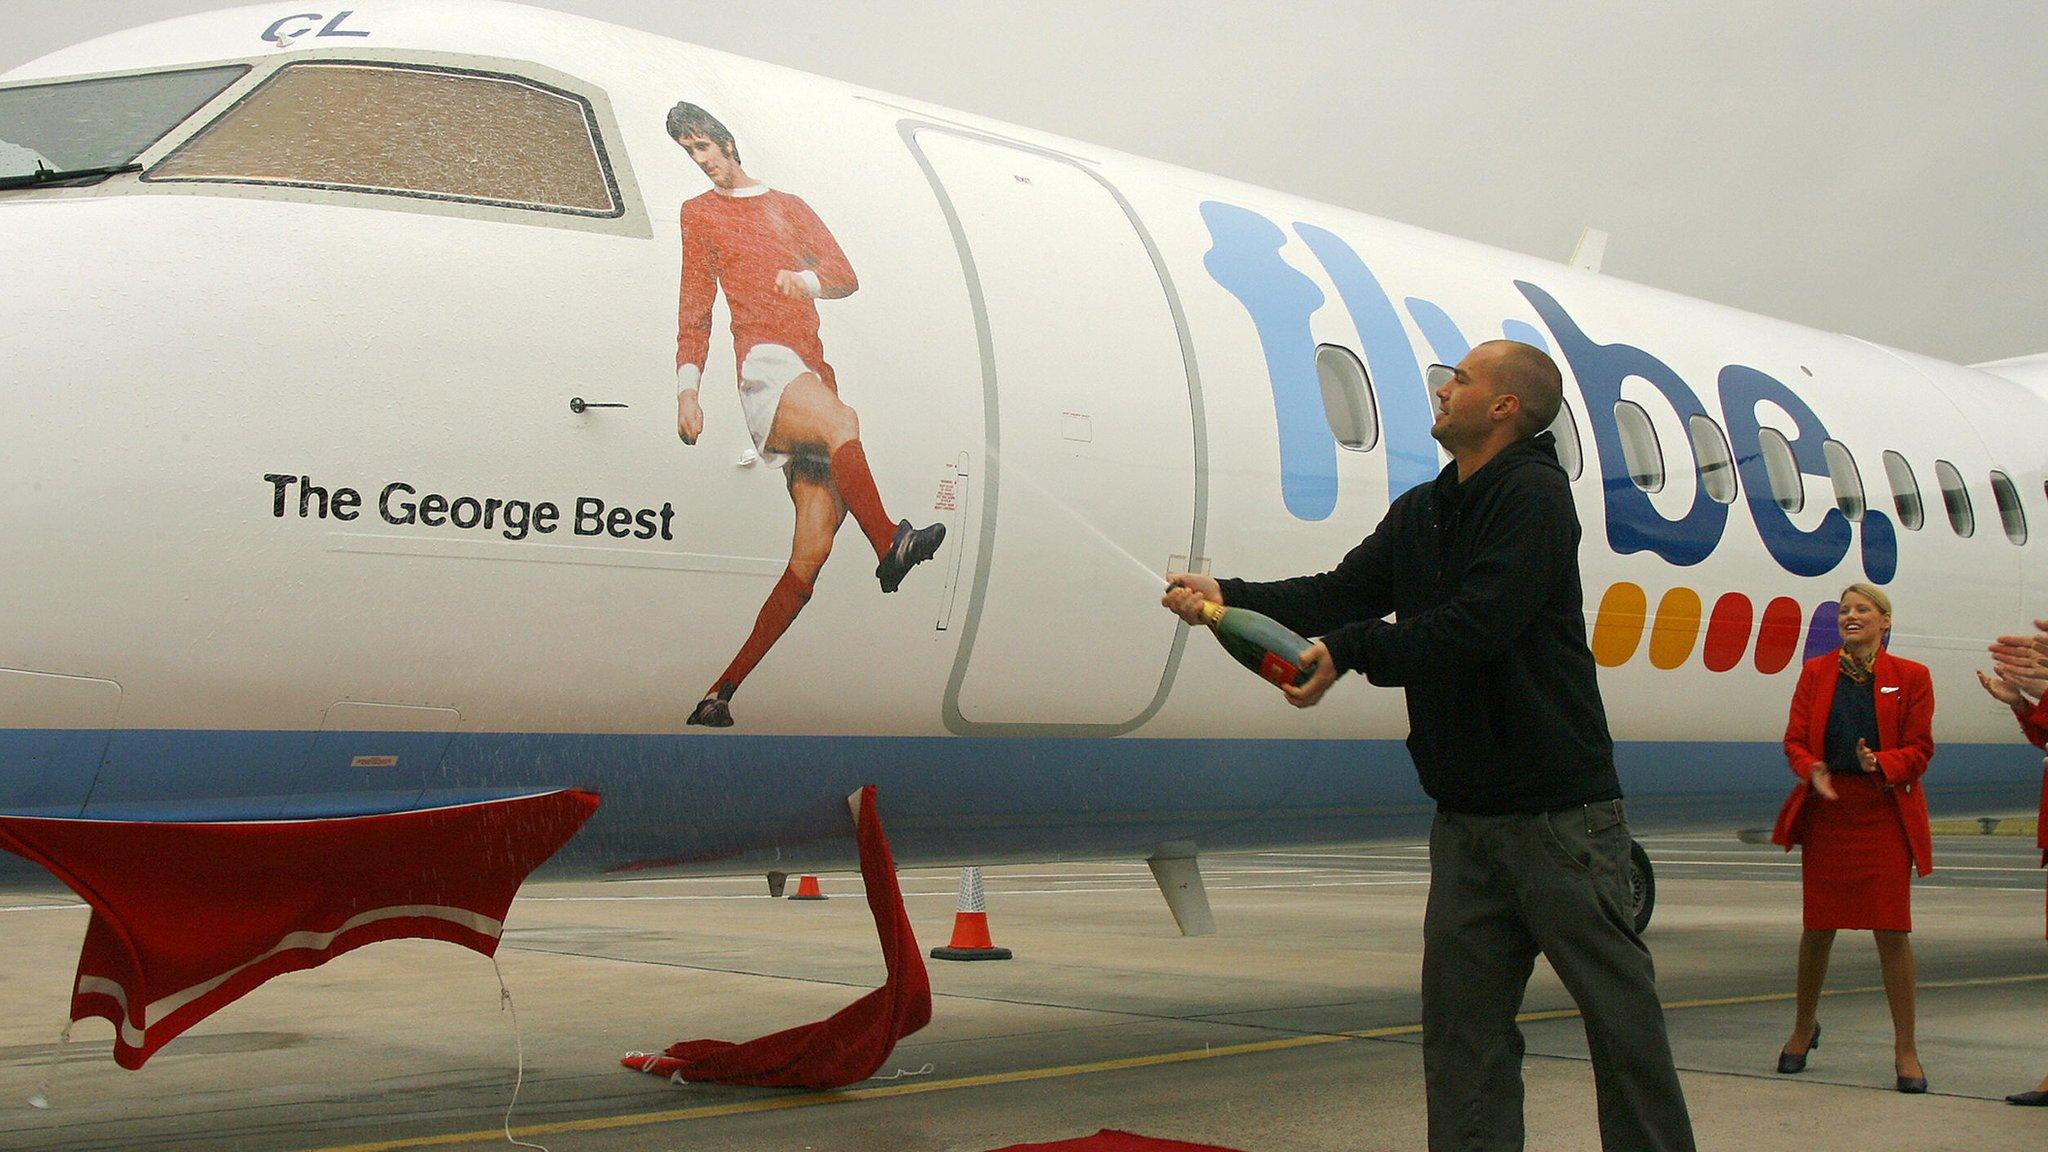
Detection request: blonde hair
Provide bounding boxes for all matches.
[1839,582,1893,619]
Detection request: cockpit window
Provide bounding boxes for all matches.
[0,65,247,184]
[145,62,622,216]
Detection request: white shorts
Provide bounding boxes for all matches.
[737,343,818,470]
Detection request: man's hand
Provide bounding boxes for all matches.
[775,269,815,299]
[1281,641,1338,709]
[677,388,704,444]
[1161,573,1222,625]
[1808,763,1839,801]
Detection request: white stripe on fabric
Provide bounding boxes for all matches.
[75,904,504,1045]
[73,975,146,1045]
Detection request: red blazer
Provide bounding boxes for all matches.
[2018,695,2048,862]
[1771,648,1935,875]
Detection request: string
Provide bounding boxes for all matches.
[492,957,548,1152]
[25,1019,73,1110]
[868,1062,934,1081]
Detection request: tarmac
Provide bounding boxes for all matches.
[1,826,2044,1152]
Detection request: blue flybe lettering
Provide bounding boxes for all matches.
[1195,200,1900,585]
[1500,319,1551,354]
[1859,503,1899,584]
[1401,301,1555,370]
[1199,203,1335,521]
[1517,281,1726,566]
[1404,297,1471,364]
[1718,366,1896,582]
[1293,223,1439,499]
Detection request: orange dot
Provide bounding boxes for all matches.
[1648,587,1704,670]
[1591,582,1648,667]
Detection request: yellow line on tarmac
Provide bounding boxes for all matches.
[297,971,2048,1152]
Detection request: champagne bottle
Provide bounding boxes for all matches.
[1196,601,1312,688]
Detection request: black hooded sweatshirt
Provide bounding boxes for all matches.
[1218,432,1620,815]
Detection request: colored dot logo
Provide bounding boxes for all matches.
[1593,583,1831,673]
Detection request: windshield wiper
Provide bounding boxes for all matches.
[0,161,143,191]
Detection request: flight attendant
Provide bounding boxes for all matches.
[1772,583,1934,1092]
[1977,616,2048,1106]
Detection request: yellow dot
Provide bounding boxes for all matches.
[1648,587,1704,670]
[1591,582,1648,667]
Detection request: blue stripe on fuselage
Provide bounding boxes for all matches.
[0,729,2032,874]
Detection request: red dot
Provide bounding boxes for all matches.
[1754,596,1803,674]
[1702,592,1753,672]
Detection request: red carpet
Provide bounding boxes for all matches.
[985,1132,1248,1152]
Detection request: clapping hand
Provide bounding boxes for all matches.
[1977,669,2031,708]
[1808,763,1839,801]
[1984,617,2048,705]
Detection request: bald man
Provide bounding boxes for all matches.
[1165,341,1694,1152]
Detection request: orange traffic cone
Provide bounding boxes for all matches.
[930,866,1011,960]
[789,874,827,900]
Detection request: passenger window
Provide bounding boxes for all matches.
[1758,427,1802,513]
[147,62,621,215]
[1991,470,2027,545]
[1549,397,1584,481]
[1314,344,1378,451]
[1613,400,1664,493]
[1881,451,1923,530]
[1688,415,1737,504]
[1820,440,1865,521]
[1934,459,1974,537]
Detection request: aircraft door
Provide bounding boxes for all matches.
[0,668,120,814]
[909,127,1204,734]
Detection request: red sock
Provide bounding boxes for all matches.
[830,440,898,559]
[714,568,814,694]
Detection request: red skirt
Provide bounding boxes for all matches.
[1799,772,1914,931]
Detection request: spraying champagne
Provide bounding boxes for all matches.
[1164,575,1314,689]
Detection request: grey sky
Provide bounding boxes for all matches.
[4,1,2040,365]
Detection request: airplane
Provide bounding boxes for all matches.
[2,0,2043,936]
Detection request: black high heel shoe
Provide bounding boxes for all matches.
[2005,1089,2048,1106]
[1896,1061,1928,1094]
[1776,1021,1820,1074]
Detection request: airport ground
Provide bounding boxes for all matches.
[2,823,2045,1152]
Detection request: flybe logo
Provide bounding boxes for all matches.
[1198,202,1898,586]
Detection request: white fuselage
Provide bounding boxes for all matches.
[1,2,2040,866]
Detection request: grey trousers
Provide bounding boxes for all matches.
[1422,802,1696,1152]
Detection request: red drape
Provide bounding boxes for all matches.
[623,784,930,1088]
[0,789,598,1069]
